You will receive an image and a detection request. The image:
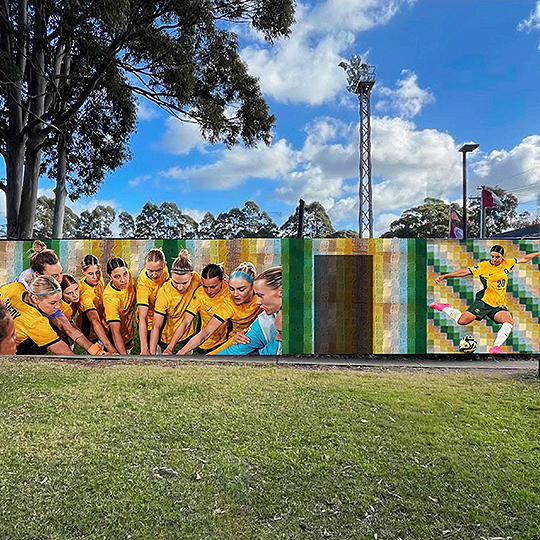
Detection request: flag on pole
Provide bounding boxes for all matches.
[449,207,463,239]
[482,188,502,208]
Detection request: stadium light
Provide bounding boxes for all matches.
[459,143,479,240]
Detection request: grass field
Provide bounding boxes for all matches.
[0,361,539,540]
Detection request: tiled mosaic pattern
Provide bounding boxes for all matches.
[427,240,540,353]
[0,239,284,283]
[282,238,427,354]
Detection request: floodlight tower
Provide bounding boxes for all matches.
[340,55,376,238]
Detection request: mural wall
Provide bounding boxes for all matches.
[1,238,538,355]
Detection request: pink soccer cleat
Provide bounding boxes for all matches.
[489,346,504,354]
[429,302,451,312]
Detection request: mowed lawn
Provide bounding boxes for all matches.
[0,361,539,540]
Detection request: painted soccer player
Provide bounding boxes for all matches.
[0,276,102,355]
[0,304,17,355]
[430,244,540,353]
[103,257,136,355]
[78,255,117,354]
[216,266,282,355]
[163,263,231,355]
[149,250,201,354]
[137,248,169,355]
[205,261,262,355]
[60,274,80,324]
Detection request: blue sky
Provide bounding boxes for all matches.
[5,0,540,236]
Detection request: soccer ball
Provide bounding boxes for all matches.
[459,335,478,354]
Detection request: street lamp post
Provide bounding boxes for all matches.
[459,143,479,240]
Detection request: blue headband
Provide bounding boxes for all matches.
[32,287,61,296]
[229,270,254,283]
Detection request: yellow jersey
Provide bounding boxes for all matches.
[209,293,262,354]
[469,258,517,307]
[186,283,232,352]
[77,277,107,341]
[136,267,170,330]
[60,298,78,324]
[0,282,61,351]
[103,271,136,346]
[154,272,201,345]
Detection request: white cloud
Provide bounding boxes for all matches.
[181,208,207,224]
[375,70,435,118]
[241,0,415,105]
[273,115,460,230]
[518,1,540,49]
[160,117,208,155]
[137,100,160,121]
[160,138,298,190]
[128,174,151,188]
[472,135,540,203]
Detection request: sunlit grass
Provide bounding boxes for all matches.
[0,361,539,539]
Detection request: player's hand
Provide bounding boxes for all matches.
[88,343,106,355]
[232,329,250,345]
[162,347,173,355]
[140,347,150,356]
[434,275,444,285]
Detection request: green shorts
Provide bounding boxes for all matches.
[466,299,509,322]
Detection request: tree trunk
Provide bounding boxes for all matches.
[52,134,68,238]
[16,0,46,238]
[4,139,26,238]
[17,132,45,238]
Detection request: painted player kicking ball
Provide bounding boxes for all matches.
[430,245,540,354]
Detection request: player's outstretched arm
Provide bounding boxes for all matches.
[516,251,540,264]
[434,268,471,284]
[162,312,194,355]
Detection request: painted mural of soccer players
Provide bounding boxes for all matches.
[163,263,231,355]
[0,276,103,355]
[78,255,117,354]
[430,244,540,353]
[17,240,63,288]
[150,250,201,355]
[103,257,136,355]
[0,303,17,355]
[137,248,170,355]
[216,266,282,355]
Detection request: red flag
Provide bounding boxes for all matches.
[482,188,502,208]
[449,208,463,239]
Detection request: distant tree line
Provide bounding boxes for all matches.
[381,187,532,238]
[32,198,358,239]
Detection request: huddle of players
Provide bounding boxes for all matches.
[0,241,283,356]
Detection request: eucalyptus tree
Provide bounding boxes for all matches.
[0,0,295,238]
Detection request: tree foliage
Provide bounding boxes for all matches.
[280,202,336,238]
[32,196,79,238]
[75,206,116,238]
[212,201,279,238]
[0,0,295,238]
[381,189,532,238]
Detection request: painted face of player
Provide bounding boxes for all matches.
[228,278,253,305]
[41,262,63,284]
[254,280,282,315]
[110,266,130,290]
[0,317,17,355]
[63,283,80,304]
[275,310,282,343]
[171,272,193,294]
[83,264,101,286]
[201,276,222,299]
[145,260,166,282]
[490,251,504,266]
[33,290,62,315]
